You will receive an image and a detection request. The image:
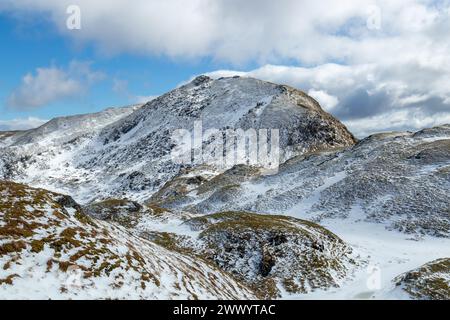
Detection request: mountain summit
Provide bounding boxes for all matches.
[0,76,355,203]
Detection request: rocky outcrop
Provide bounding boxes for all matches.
[181,212,359,298]
[391,258,450,300]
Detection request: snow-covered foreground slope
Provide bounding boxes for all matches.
[0,76,355,203]
[0,181,255,299]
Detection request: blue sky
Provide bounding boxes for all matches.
[0,11,241,122]
[1,0,449,137]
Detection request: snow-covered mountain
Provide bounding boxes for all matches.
[0,76,355,203]
[0,76,449,300]
[0,104,142,199]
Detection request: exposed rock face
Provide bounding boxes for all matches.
[155,125,450,237]
[0,181,255,299]
[0,76,356,203]
[83,198,143,220]
[391,258,450,300]
[148,164,261,208]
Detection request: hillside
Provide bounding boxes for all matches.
[0,181,255,299]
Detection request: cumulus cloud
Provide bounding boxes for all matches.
[344,109,450,138]
[7,61,104,110]
[8,68,80,110]
[0,117,48,131]
[112,78,129,95]
[134,95,158,104]
[1,0,448,65]
[110,77,158,104]
[307,90,339,111]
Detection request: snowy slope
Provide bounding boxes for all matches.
[0,105,141,199]
[80,195,450,300]
[2,105,142,148]
[300,217,450,299]
[0,181,255,299]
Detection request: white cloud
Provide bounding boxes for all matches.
[112,78,129,94]
[308,89,339,111]
[7,61,104,110]
[397,94,430,106]
[134,95,158,104]
[110,77,158,104]
[0,117,48,131]
[343,109,450,138]
[8,68,80,109]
